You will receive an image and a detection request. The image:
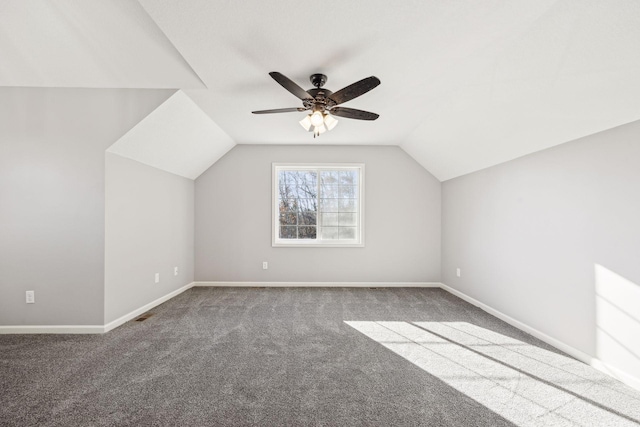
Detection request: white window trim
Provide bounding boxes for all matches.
[272,163,365,248]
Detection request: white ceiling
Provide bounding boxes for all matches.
[0,0,203,89]
[3,0,640,180]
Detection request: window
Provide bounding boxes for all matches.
[273,163,364,247]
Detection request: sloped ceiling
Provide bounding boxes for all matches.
[0,0,204,89]
[3,0,640,181]
[107,91,234,180]
[401,0,640,180]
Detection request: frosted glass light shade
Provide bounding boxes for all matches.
[324,114,338,130]
[316,124,327,135]
[299,115,312,131]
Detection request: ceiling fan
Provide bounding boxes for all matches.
[252,72,381,137]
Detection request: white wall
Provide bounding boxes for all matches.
[195,145,441,283]
[442,120,640,384]
[0,87,172,326]
[105,153,194,323]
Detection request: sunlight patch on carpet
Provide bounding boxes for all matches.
[345,321,640,427]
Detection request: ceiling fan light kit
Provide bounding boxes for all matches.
[253,72,381,138]
[299,110,338,137]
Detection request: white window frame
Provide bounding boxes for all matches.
[272,163,365,247]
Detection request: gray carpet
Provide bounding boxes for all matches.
[1,288,639,426]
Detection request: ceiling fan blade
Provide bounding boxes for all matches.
[269,72,313,100]
[329,76,380,105]
[252,107,306,114]
[329,107,379,121]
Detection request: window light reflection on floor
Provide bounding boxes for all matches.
[345,321,640,427]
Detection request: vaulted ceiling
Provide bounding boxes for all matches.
[2,0,640,181]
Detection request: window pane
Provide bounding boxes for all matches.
[320,213,339,226]
[321,227,339,240]
[295,188,317,199]
[278,198,297,212]
[279,211,297,226]
[338,198,358,212]
[280,226,297,239]
[278,171,296,199]
[298,226,317,239]
[319,198,339,212]
[338,212,357,226]
[339,185,357,199]
[278,171,291,198]
[339,170,357,185]
[298,211,316,226]
[339,227,357,239]
[320,171,339,185]
[294,198,317,212]
[320,185,339,198]
[280,170,317,199]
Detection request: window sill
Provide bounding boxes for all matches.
[272,241,364,248]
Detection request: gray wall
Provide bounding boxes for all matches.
[104,153,194,323]
[195,145,441,283]
[442,120,640,381]
[0,87,172,326]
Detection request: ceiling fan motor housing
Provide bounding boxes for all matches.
[304,87,335,112]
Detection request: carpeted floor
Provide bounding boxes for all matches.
[1,287,639,426]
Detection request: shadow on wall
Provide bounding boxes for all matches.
[346,321,640,427]
[595,264,640,385]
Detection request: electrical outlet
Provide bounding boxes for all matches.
[26,290,35,304]
[456,268,461,278]
[174,267,178,276]
[262,262,268,270]
[155,273,160,283]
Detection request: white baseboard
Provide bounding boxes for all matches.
[103,281,195,333]
[194,281,441,288]
[590,358,640,392]
[439,282,640,392]
[0,282,196,335]
[0,325,105,334]
[439,283,592,362]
